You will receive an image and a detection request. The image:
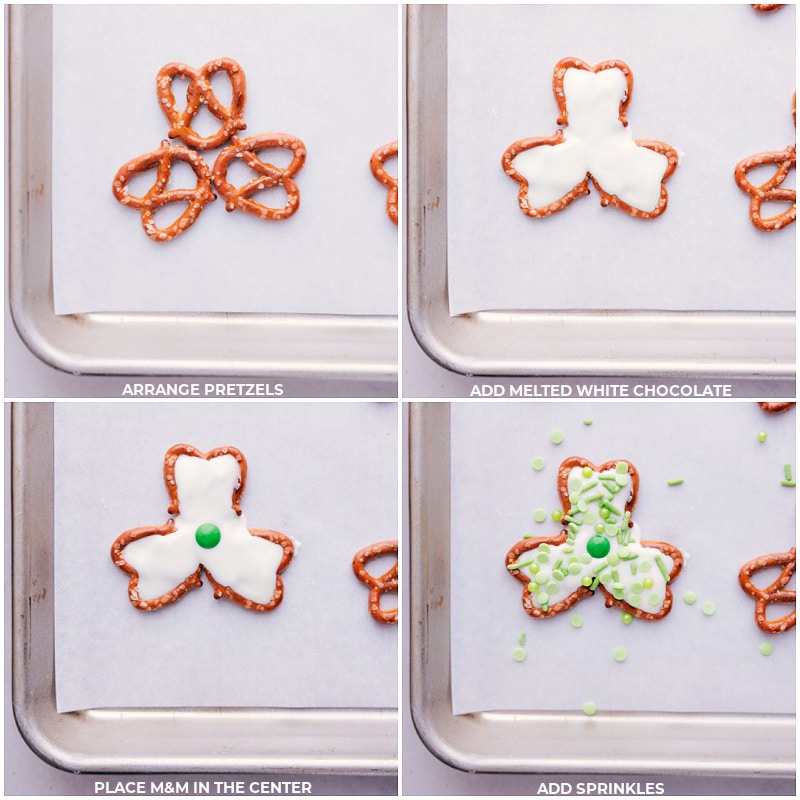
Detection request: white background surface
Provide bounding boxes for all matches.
[52,5,398,316]
[447,4,796,315]
[450,401,795,716]
[53,402,398,712]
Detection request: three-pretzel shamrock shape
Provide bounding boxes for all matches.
[502,58,679,220]
[111,444,294,612]
[506,457,683,620]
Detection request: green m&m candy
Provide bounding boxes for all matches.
[195,523,221,549]
[586,534,611,559]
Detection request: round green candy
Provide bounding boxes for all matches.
[613,647,627,662]
[760,642,774,656]
[702,600,715,616]
[536,591,549,605]
[582,701,597,717]
[683,591,697,605]
[195,522,221,549]
[551,510,563,521]
[757,431,768,443]
[615,462,629,475]
[570,614,583,628]
[532,456,546,471]
[533,508,547,523]
[582,466,593,478]
[621,612,633,625]
[550,429,564,445]
[512,647,526,662]
[586,534,611,558]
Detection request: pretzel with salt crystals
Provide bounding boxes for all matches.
[111,444,294,612]
[739,548,796,634]
[157,58,247,150]
[112,140,216,242]
[212,134,306,220]
[370,141,399,225]
[352,540,398,624]
[758,402,796,413]
[502,58,679,220]
[752,4,784,11]
[734,94,796,232]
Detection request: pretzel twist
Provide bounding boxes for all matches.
[352,540,398,624]
[212,134,306,220]
[112,141,216,242]
[734,94,796,232]
[157,58,247,150]
[758,402,796,414]
[370,141,399,224]
[738,548,796,634]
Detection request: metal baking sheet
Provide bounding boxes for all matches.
[408,402,795,776]
[405,5,795,378]
[7,5,397,381]
[11,403,397,774]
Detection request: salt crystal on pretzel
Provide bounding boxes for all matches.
[370,141,399,225]
[502,58,679,219]
[112,140,216,242]
[212,134,306,221]
[157,58,248,151]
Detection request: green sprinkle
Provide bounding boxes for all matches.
[760,642,774,656]
[607,552,620,567]
[550,429,564,445]
[781,464,796,487]
[615,462,629,474]
[683,591,697,605]
[570,614,583,629]
[631,581,643,594]
[527,581,538,592]
[518,632,527,646]
[582,701,597,717]
[512,647,526,662]
[583,419,593,426]
[757,431,768,443]
[628,594,642,608]
[580,480,598,493]
[507,559,534,571]
[536,552,550,564]
[568,562,582,575]
[533,508,547,523]
[654,555,671,582]
[702,600,715,616]
[601,499,622,516]
[551,510,563,521]
[648,593,661,606]
[613,647,627,663]
[546,581,559,595]
[532,456,546,471]
[536,591,549,605]
[667,478,684,486]
[581,576,593,587]
[621,612,633,625]
[582,466,593,478]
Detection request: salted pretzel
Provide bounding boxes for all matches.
[502,58,679,220]
[112,140,216,242]
[157,58,247,150]
[370,141,399,225]
[758,402,796,413]
[734,94,796,232]
[352,540,398,624]
[212,134,306,220]
[739,548,796,634]
[752,4,784,11]
[111,444,294,612]
[506,457,683,621]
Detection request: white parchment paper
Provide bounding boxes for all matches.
[447,4,796,315]
[450,401,795,715]
[54,402,398,712]
[52,5,397,316]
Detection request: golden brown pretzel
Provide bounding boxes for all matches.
[507,457,683,621]
[739,548,796,634]
[352,540,398,624]
[112,140,216,242]
[111,444,294,612]
[157,58,247,150]
[212,134,306,220]
[370,141,399,225]
[752,4,784,11]
[734,94,796,232]
[502,58,679,220]
[758,402,796,413]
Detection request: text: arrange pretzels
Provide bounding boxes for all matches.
[352,540,398,624]
[734,94,796,232]
[212,134,306,220]
[739,548,796,634]
[370,141,399,225]
[112,141,216,242]
[157,58,248,150]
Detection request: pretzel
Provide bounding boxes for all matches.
[758,402,796,413]
[503,58,679,220]
[157,58,247,150]
[212,134,306,220]
[370,141,399,225]
[352,540,398,624]
[734,94,796,232]
[752,4,784,11]
[111,444,294,612]
[506,457,683,621]
[739,548,796,634]
[112,141,216,242]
